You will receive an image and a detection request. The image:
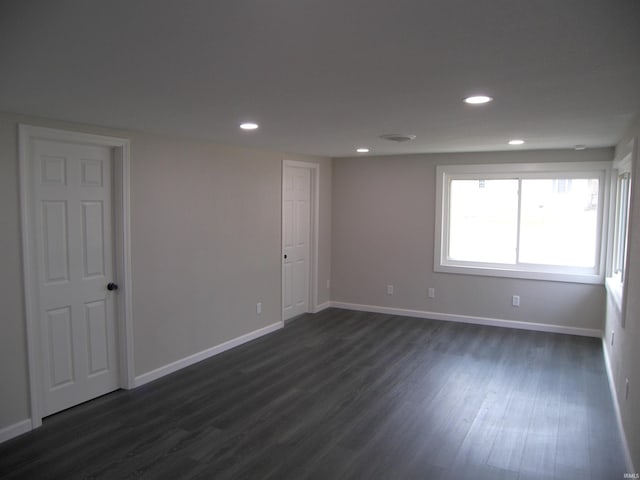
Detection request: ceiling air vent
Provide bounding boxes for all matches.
[379,133,416,143]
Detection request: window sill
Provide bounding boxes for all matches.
[435,263,604,285]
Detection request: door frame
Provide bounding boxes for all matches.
[282,160,320,321]
[19,125,134,429]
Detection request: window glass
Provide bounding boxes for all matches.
[449,179,518,264]
[519,179,599,267]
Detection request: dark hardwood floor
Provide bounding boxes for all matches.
[0,308,626,479]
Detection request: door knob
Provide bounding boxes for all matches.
[107,282,119,291]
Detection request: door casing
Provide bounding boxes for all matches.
[19,125,134,429]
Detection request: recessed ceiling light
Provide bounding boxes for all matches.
[240,122,259,130]
[356,148,370,153]
[508,139,525,145]
[464,95,493,105]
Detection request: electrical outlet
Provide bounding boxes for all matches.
[512,295,520,307]
[387,285,394,295]
[428,287,435,298]
[256,302,262,315]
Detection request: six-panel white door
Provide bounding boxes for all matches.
[282,166,311,321]
[33,138,119,416]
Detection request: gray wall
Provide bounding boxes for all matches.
[331,148,612,330]
[0,111,331,430]
[604,115,640,470]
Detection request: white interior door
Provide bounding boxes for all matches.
[283,166,311,321]
[33,138,119,416]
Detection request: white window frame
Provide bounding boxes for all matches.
[435,161,611,284]
[612,171,631,278]
[605,138,636,325]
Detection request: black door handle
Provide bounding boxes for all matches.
[284,254,288,259]
[107,282,119,291]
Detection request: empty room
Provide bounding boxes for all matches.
[1,1,639,479]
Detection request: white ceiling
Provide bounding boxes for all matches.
[1,1,639,157]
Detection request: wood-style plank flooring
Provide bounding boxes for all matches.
[0,308,626,479]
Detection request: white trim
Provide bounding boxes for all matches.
[113,145,135,389]
[435,161,611,284]
[605,140,634,327]
[602,339,635,473]
[605,276,624,315]
[614,136,637,328]
[19,126,42,429]
[433,264,605,285]
[282,160,321,320]
[313,301,331,313]
[329,302,602,338]
[134,321,283,387]
[0,419,32,444]
[18,125,134,426]
[615,137,635,163]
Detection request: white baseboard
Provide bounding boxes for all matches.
[602,339,635,473]
[313,301,331,313]
[0,418,32,444]
[329,301,602,338]
[134,321,283,387]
